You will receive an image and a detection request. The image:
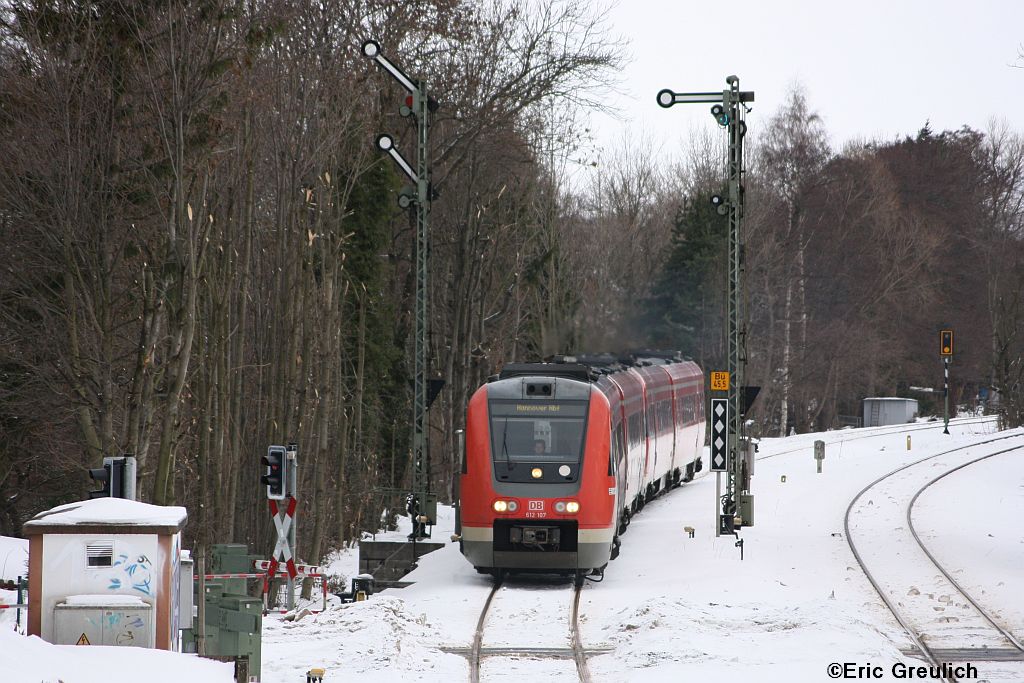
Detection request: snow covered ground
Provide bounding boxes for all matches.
[3,416,1021,682]
[259,416,1024,682]
[0,627,233,683]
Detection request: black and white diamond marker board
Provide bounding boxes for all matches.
[710,398,728,472]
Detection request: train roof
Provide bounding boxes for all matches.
[495,363,597,383]
[492,352,698,384]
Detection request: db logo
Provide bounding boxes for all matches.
[528,500,544,511]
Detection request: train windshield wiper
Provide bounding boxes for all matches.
[501,418,514,469]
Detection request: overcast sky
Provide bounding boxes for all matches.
[579,0,1023,175]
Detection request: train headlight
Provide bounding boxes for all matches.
[493,500,508,513]
[531,467,543,479]
[566,501,580,514]
[554,501,566,513]
[507,500,519,512]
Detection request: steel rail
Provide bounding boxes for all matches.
[468,578,591,683]
[570,583,592,683]
[757,416,996,462]
[843,432,1024,683]
[907,448,1024,652]
[469,578,502,683]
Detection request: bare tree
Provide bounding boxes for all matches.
[755,85,830,435]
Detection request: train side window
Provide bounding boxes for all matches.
[460,432,468,475]
[627,412,642,450]
[610,424,623,475]
[658,400,672,434]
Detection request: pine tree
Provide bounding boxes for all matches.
[643,190,727,366]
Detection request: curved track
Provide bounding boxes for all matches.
[907,453,1024,653]
[844,432,1024,682]
[469,578,592,683]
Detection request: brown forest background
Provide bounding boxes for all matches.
[1,1,1022,564]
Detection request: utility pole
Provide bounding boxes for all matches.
[658,77,755,538]
[363,40,441,534]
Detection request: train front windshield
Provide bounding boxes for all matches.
[489,400,589,463]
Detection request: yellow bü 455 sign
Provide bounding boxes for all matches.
[711,371,730,391]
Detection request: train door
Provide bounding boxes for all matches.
[602,377,629,515]
[659,389,675,475]
[646,398,656,483]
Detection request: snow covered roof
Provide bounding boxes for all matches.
[862,396,918,402]
[63,594,148,607]
[22,498,187,535]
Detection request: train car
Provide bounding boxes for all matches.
[457,353,705,584]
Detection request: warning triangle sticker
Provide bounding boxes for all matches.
[76,633,90,645]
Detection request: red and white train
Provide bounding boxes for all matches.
[457,353,705,583]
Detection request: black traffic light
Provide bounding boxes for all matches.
[88,463,112,499]
[710,103,730,127]
[88,458,125,499]
[262,446,287,500]
[940,329,953,357]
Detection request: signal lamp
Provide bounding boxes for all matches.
[555,501,566,513]
[493,500,508,513]
[507,500,519,512]
[940,329,953,357]
[710,104,730,127]
[88,464,112,499]
[531,467,543,479]
[566,501,580,514]
[261,446,286,500]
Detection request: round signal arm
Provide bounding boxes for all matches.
[361,40,380,58]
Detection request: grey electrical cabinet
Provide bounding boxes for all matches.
[53,597,153,647]
[179,553,195,647]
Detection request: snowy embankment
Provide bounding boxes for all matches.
[260,416,1024,682]
[0,627,233,683]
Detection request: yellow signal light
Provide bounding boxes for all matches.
[940,330,953,357]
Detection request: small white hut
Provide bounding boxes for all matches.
[23,498,187,651]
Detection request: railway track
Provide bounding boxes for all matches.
[755,415,997,462]
[447,576,607,683]
[844,431,1024,682]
